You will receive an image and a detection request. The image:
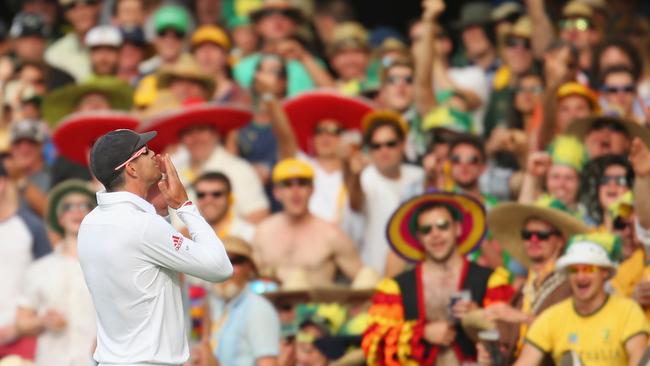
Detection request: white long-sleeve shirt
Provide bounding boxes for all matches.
[78,191,233,366]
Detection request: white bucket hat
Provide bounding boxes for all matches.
[556,232,622,271]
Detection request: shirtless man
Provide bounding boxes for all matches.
[252,158,362,285]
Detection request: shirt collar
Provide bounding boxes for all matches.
[96,191,156,215]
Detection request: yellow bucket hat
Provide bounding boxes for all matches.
[547,135,588,172]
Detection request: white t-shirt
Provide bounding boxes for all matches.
[447,66,490,134]
[297,154,344,223]
[18,246,96,366]
[0,216,33,326]
[359,164,424,274]
[173,146,270,218]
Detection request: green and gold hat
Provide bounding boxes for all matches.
[547,135,588,172]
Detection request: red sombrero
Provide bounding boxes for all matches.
[52,111,140,166]
[138,100,252,153]
[386,191,487,262]
[283,90,374,153]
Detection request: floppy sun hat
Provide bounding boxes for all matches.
[52,111,140,165]
[282,90,374,153]
[386,191,487,262]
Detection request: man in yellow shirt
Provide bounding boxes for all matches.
[513,233,648,366]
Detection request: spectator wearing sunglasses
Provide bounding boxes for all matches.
[203,236,280,366]
[502,233,648,366]
[480,201,589,365]
[14,180,96,366]
[193,172,255,242]
[44,0,101,82]
[133,4,192,107]
[558,1,603,72]
[599,66,641,122]
[346,110,424,276]
[253,158,362,285]
[484,16,536,138]
[448,134,498,210]
[378,57,423,161]
[580,154,634,226]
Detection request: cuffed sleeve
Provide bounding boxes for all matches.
[140,204,233,282]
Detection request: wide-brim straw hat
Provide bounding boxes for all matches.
[565,115,650,149]
[157,56,215,97]
[487,202,590,268]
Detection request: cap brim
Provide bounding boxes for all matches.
[565,115,650,149]
[138,103,252,153]
[386,192,487,262]
[53,111,140,166]
[283,90,374,154]
[487,203,589,268]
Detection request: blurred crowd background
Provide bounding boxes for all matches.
[2,0,650,365]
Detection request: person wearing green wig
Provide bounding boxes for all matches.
[518,135,592,224]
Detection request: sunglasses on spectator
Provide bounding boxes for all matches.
[314,125,343,136]
[450,155,481,165]
[229,255,249,266]
[613,217,631,231]
[370,139,400,151]
[600,85,636,94]
[157,29,185,39]
[114,146,149,171]
[516,85,543,94]
[196,190,228,199]
[599,175,628,187]
[568,264,601,275]
[505,36,531,50]
[386,75,414,85]
[63,0,98,11]
[417,219,451,235]
[521,229,560,241]
[278,178,312,188]
[60,202,94,213]
[559,18,593,31]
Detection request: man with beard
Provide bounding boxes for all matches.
[363,192,491,365]
[252,158,362,285]
[448,134,498,209]
[85,25,122,77]
[508,233,647,366]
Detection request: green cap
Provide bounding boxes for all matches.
[154,5,190,33]
[227,15,251,29]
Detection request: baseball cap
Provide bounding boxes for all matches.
[120,26,147,47]
[191,25,231,51]
[85,25,123,48]
[10,119,48,144]
[10,12,50,38]
[154,5,190,34]
[272,158,314,183]
[89,129,156,187]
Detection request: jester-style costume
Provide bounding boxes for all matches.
[362,259,491,365]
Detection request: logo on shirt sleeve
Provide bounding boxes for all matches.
[172,234,184,251]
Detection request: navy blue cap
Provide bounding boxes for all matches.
[120,26,147,47]
[89,129,156,187]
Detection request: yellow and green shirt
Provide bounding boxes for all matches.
[526,295,649,366]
